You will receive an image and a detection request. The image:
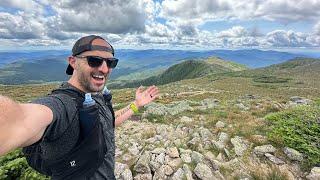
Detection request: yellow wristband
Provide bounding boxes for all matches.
[130,102,139,114]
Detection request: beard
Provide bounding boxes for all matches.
[77,69,108,93]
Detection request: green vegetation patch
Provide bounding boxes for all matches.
[0,149,48,179]
[265,105,320,169]
[253,75,290,83]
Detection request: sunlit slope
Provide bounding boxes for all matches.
[109,57,247,88]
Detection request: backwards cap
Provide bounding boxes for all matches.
[66,35,114,75]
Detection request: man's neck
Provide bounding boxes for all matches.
[68,76,86,93]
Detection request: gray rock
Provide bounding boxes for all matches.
[167,147,180,158]
[181,152,192,163]
[134,173,152,180]
[181,116,194,123]
[122,169,133,180]
[153,165,168,180]
[213,132,229,150]
[151,148,166,155]
[167,158,183,171]
[144,102,168,116]
[224,148,231,159]
[236,103,249,110]
[156,153,166,164]
[283,147,303,161]
[169,101,193,115]
[231,136,248,156]
[253,144,276,156]
[201,98,219,109]
[173,139,182,147]
[213,171,225,180]
[149,161,161,173]
[134,152,151,173]
[122,153,135,164]
[199,128,213,140]
[290,96,312,105]
[204,151,219,171]
[223,158,241,170]
[245,94,258,99]
[164,165,174,176]
[215,121,225,128]
[306,167,320,180]
[264,153,285,165]
[115,162,133,180]
[183,164,194,180]
[191,151,204,164]
[149,152,166,172]
[171,168,185,180]
[194,163,215,180]
[216,153,225,162]
[188,136,201,148]
[128,144,140,156]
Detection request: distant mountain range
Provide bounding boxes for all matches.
[109,57,247,89]
[0,49,319,85]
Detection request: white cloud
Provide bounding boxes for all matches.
[255,0,320,23]
[146,22,173,37]
[160,0,320,23]
[0,12,45,39]
[0,0,43,13]
[266,30,311,47]
[0,0,319,49]
[48,0,150,34]
[314,22,320,36]
[216,26,248,38]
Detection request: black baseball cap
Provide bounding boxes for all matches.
[66,35,115,75]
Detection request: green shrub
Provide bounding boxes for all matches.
[0,149,48,179]
[253,76,290,83]
[265,105,320,170]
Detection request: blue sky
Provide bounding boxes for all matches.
[0,0,319,51]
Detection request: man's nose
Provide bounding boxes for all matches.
[98,60,111,74]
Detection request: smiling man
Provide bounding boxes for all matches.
[0,35,159,179]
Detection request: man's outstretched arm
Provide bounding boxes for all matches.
[0,95,53,156]
[114,85,159,126]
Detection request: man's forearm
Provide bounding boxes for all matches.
[114,102,137,126]
[0,95,25,155]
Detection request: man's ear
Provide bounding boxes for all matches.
[68,56,76,69]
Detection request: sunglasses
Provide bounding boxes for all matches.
[76,56,118,68]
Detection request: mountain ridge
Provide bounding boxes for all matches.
[0,49,318,85]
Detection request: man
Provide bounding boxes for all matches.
[0,35,159,179]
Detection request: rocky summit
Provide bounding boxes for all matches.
[114,93,319,179]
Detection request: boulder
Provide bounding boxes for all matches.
[183,164,194,180]
[230,136,248,156]
[215,121,225,128]
[264,153,285,165]
[167,147,180,158]
[213,132,229,150]
[194,163,215,180]
[134,152,151,173]
[133,173,152,180]
[181,116,194,123]
[306,167,320,180]
[115,162,133,180]
[253,144,276,156]
[171,168,185,180]
[290,96,312,105]
[201,98,219,109]
[283,147,303,162]
[191,151,204,164]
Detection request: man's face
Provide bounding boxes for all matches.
[74,39,113,93]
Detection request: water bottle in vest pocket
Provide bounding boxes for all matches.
[79,93,98,139]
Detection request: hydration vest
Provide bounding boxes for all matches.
[22,84,115,180]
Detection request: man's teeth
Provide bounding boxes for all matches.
[92,75,104,79]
